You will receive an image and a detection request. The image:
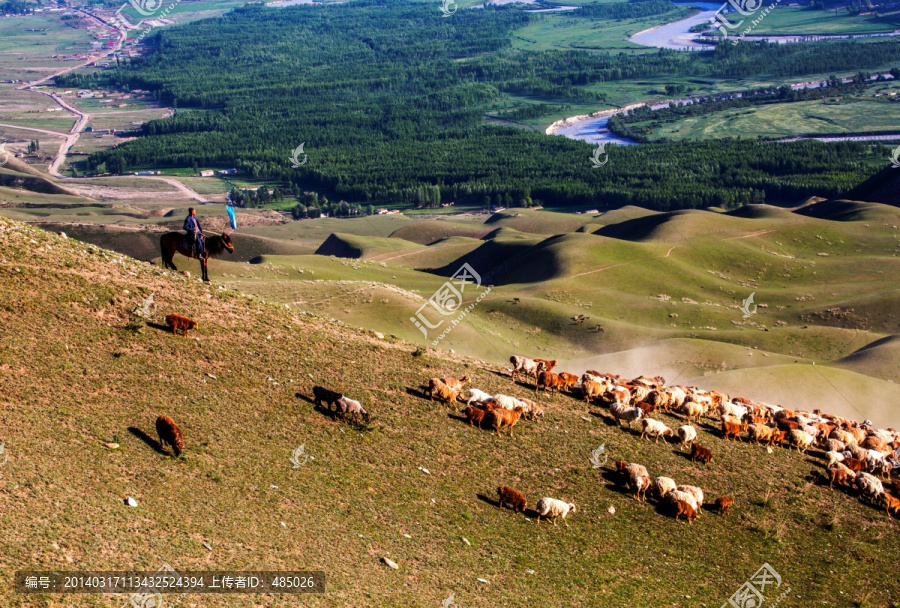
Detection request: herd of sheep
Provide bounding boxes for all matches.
[151,345,900,526]
[426,354,900,524]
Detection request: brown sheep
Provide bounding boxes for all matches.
[533,358,558,372]
[484,406,525,437]
[842,457,865,473]
[440,375,470,390]
[428,378,460,404]
[673,499,698,523]
[156,415,184,456]
[496,486,527,513]
[722,420,747,442]
[714,496,734,516]
[165,313,197,337]
[771,430,787,446]
[690,443,713,465]
[463,406,486,427]
[536,371,565,393]
[878,492,900,519]
[826,465,853,489]
[557,372,579,392]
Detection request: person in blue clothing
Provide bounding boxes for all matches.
[183,207,204,257]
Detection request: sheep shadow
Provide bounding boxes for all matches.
[589,411,620,427]
[405,387,433,401]
[671,449,695,462]
[146,321,174,334]
[128,426,167,455]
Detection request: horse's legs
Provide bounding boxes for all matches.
[201,255,209,282]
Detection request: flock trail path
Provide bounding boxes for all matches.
[6,9,208,204]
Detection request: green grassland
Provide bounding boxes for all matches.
[510,6,697,54]
[628,97,900,141]
[1,215,899,608]
[747,5,900,36]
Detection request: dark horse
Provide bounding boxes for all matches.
[160,231,234,282]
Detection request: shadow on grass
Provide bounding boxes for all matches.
[146,321,174,334]
[589,411,620,427]
[128,426,166,455]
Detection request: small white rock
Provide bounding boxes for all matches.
[526,569,535,575]
[766,447,774,454]
[477,578,489,584]
[104,442,119,449]
[462,537,470,546]
[206,373,217,380]
[403,534,412,539]
[202,542,212,551]
[418,467,430,475]
[607,506,616,515]
[124,497,138,507]
[382,557,399,570]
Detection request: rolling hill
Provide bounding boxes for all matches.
[1,216,899,608]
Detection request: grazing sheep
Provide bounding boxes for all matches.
[515,398,544,422]
[440,375,470,390]
[312,385,342,409]
[429,379,460,404]
[165,313,197,337]
[665,386,688,411]
[714,496,734,516]
[722,420,747,442]
[690,443,713,465]
[629,472,652,502]
[484,406,525,437]
[463,406,486,427]
[336,396,370,423]
[666,490,698,522]
[676,485,704,511]
[652,476,677,500]
[640,418,673,443]
[676,425,697,450]
[581,380,604,404]
[466,388,493,406]
[615,461,649,479]
[535,497,576,526]
[496,486,527,513]
[610,403,643,429]
[156,415,184,456]
[645,390,669,411]
[673,499,698,523]
[788,429,815,453]
[628,383,651,405]
[536,371,565,393]
[856,472,885,502]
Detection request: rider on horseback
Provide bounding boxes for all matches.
[183,207,204,258]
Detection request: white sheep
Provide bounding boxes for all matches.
[855,472,884,502]
[825,450,846,468]
[610,403,643,428]
[535,497,576,526]
[666,490,698,512]
[676,485,704,511]
[680,401,704,424]
[466,388,492,406]
[640,418,673,443]
[674,424,697,450]
[489,394,520,410]
[652,476,677,499]
[789,429,815,453]
[336,396,370,423]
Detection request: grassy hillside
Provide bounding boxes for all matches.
[1,216,900,607]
